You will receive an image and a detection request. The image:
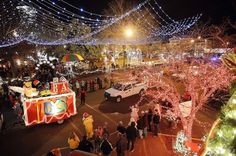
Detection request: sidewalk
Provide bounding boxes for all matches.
[110,135,175,156]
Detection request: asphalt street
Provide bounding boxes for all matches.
[0,88,219,156]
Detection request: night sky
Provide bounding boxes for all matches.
[66,0,236,23]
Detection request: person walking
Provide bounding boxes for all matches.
[100,134,113,156]
[126,122,137,152]
[80,88,86,105]
[116,133,127,156]
[137,116,144,139]
[67,132,80,151]
[152,110,160,137]
[78,135,94,153]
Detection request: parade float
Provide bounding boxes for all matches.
[10,77,77,126]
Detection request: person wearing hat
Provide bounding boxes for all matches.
[82,112,94,139]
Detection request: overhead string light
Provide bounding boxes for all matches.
[0,0,18,24]
[27,0,114,23]
[88,0,201,45]
[152,0,176,23]
[0,0,201,47]
[57,0,117,18]
[0,0,149,47]
[19,0,110,30]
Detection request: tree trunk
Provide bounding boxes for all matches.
[184,119,193,140]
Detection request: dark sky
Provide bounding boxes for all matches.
[66,0,236,23]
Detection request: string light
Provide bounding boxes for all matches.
[57,0,117,18]
[0,0,201,47]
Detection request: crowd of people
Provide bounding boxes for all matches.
[47,104,161,156]
[69,76,114,105]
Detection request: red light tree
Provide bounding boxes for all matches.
[135,61,234,139]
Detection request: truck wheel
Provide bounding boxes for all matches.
[57,120,64,124]
[139,89,145,96]
[116,96,122,103]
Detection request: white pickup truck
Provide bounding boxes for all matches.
[104,81,147,102]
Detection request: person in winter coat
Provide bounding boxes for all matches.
[152,110,160,136]
[117,121,126,135]
[78,135,94,153]
[116,133,127,156]
[126,122,137,152]
[100,134,113,156]
[137,116,144,139]
[82,112,94,138]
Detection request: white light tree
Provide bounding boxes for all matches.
[135,61,234,139]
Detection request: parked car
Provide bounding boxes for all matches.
[104,81,147,102]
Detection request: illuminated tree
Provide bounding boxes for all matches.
[135,61,234,139]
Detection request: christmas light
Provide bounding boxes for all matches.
[133,61,234,142]
[0,0,201,47]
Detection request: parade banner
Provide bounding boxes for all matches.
[50,81,69,94]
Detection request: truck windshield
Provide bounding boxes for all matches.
[113,83,123,91]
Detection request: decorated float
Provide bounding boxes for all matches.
[9,77,77,126]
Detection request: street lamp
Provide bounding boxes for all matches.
[122,28,134,68]
[125,29,133,38]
